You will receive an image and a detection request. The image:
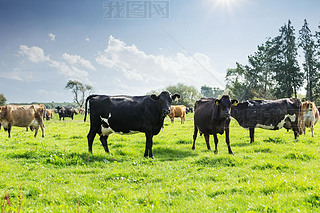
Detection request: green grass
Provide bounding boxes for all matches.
[1,113,320,212]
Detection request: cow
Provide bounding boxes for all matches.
[186,107,194,114]
[0,104,45,138]
[299,101,319,137]
[46,109,55,119]
[55,106,77,120]
[192,95,238,154]
[231,98,302,143]
[84,91,180,158]
[168,105,186,124]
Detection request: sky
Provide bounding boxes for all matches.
[1,0,320,103]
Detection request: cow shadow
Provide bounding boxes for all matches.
[153,146,198,161]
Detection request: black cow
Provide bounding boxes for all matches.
[192,95,238,154]
[231,98,302,143]
[55,106,77,120]
[84,91,180,158]
[186,107,194,114]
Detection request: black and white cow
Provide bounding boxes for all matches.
[231,98,302,143]
[192,95,238,154]
[84,91,180,158]
[55,106,77,120]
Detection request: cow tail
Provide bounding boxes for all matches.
[84,94,99,122]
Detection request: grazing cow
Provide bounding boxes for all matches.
[46,109,55,119]
[168,105,186,124]
[192,95,238,154]
[231,98,302,143]
[0,104,45,138]
[78,108,85,115]
[84,91,180,158]
[55,106,77,120]
[299,101,319,137]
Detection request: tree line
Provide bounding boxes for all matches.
[226,19,320,104]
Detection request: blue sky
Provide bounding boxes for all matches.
[1,0,320,103]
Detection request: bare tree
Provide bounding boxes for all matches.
[65,80,92,108]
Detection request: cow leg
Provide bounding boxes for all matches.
[249,128,255,143]
[99,135,110,154]
[192,126,198,150]
[7,123,12,138]
[213,134,218,154]
[225,127,234,155]
[87,127,98,153]
[204,134,211,151]
[311,124,315,137]
[34,126,39,138]
[40,123,45,138]
[144,132,154,158]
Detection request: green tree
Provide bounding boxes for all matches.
[273,20,303,98]
[0,94,6,106]
[201,85,213,98]
[299,19,319,102]
[201,85,224,98]
[165,83,201,107]
[65,80,93,108]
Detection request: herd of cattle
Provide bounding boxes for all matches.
[0,91,319,158]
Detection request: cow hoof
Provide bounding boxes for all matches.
[214,150,218,154]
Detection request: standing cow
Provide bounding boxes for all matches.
[192,95,238,154]
[84,91,180,158]
[0,104,45,138]
[299,101,319,137]
[55,106,77,120]
[231,98,302,143]
[168,105,186,124]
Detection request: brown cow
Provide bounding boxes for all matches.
[0,104,45,138]
[168,105,186,124]
[46,109,55,119]
[299,101,319,137]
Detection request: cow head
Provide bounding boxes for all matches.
[55,106,62,113]
[215,95,238,119]
[151,91,180,118]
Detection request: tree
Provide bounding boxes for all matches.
[201,85,213,98]
[65,80,92,108]
[273,20,303,98]
[165,83,201,107]
[299,19,319,102]
[201,85,224,98]
[0,94,6,106]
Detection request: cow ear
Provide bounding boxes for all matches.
[232,99,239,106]
[215,99,221,106]
[172,94,180,102]
[150,94,160,101]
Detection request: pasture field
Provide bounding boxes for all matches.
[1,113,320,212]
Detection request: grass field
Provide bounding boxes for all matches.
[1,113,320,212]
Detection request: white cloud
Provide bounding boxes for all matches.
[96,35,224,91]
[48,60,90,81]
[62,53,96,71]
[19,45,50,63]
[48,33,56,41]
[85,37,90,42]
[19,45,93,84]
[0,68,33,82]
